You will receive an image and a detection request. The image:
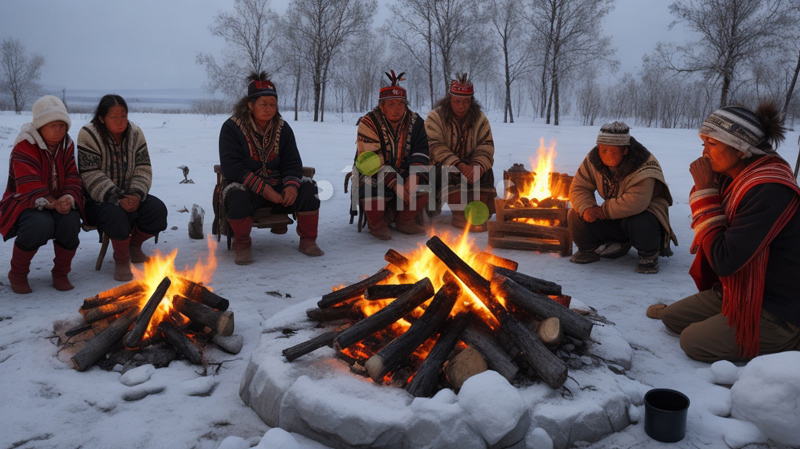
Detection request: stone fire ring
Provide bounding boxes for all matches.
[240,298,639,449]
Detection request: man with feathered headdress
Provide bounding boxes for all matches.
[425,73,496,231]
[354,70,431,240]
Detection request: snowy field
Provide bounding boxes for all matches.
[1,109,799,449]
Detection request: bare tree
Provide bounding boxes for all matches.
[385,0,437,108]
[196,0,280,100]
[1,38,44,114]
[529,0,615,125]
[286,0,376,122]
[663,0,796,107]
[489,0,536,123]
[429,0,485,94]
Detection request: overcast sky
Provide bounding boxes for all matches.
[0,0,680,92]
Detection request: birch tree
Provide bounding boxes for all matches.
[489,0,535,123]
[1,38,44,114]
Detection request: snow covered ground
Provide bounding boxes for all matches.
[1,109,799,449]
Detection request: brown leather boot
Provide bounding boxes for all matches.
[8,244,36,294]
[51,242,76,291]
[364,199,391,240]
[227,217,253,265]
[395,195,428,235]
[111,237,133,281]
[129,227,154,263]
[296,210,324,256]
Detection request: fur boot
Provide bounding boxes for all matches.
[111,237,133,282]
[51,242,76,291]
[297,211,324,257]
[228,217,254,265]
[8,245,36,294]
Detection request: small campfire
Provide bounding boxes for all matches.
[282,233,596,396]
[489,138,574,256]
[58,239,239,372]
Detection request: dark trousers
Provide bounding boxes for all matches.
[225,180,320,220]
[661,286,800,362]
[84,195,168,240]
[568,208,660,254]
[14,208,81,251]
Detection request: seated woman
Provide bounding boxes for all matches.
[0,95,83,293]
[568,121,677,273]
[661,103,800,362]
[77,94,168,282]
[219,72,323,264]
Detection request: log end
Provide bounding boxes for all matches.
[365,355,386,383]
[216,310,235,337]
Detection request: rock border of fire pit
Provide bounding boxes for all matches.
[240,298,642,449]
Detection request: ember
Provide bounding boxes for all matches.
[283,233,595,396]
[60,238,239,371]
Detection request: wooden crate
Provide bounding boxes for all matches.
[488,198,573,256]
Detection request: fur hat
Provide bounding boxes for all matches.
[450,73,473,97]
[698,104,785,157]
[32,95,71,131]
[596,121,630,146]
[248,79,277,99]
[379,70,407,101]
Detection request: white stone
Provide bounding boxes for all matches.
[118,364,155,387]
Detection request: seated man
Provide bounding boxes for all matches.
[355,70,430,240]
[568,121,677,273]
[219,72,324,264]
[425,73,496,231]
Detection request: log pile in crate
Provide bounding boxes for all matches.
[67,278,236,371]
[283,235,596,396]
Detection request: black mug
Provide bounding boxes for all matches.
[644,388,690,443]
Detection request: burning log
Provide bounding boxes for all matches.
[406,311,471,397]
[82,280,144,308]
[461,320,519,383]
[426,235,491,299]
[306,303,357,322]
[445,346,488,390]
[365,275,461,382]
[333,278,434,352]
[80,293,144,323]
[365,284,415,301]
[384,249,411,271]
[172,295,234,336]
[491,274,592,340]
[536,317,563,347]
[158,319,203,365]
[71,308,139,371]
[282,325,349,362]
[123,277,171,349]
[477,251,518,272]
[176,278,230,311]
[318,268,393,309]
[492,266,562,296]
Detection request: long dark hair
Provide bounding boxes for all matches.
[432,94,483,126]
[232,71,281,123]
[90,94,129,144]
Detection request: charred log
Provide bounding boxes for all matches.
[80,293,144,323]
[172,295,234,336]
[461,320,519,383]
[365,284,415,301]
[71,308,139,371]
[82,281,144,309]
[406,312,470,397]
[318,268,393,309]
[176,277,230,311]
[283,325,349,362]
[158,320,203,365]
[123,277,171,349]
[384,249,411,271]
[492,266,562,296]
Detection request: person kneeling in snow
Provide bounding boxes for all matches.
[568,121,677,273]
[660,103,800,362]
[219,72,324,264]
[1,96,84,293]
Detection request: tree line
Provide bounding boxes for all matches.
[4,0,800,129]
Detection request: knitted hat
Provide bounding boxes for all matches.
[698,106,774,156]
[32,95,71,131]
[450,73,473,97]
[248,79,277,99]
[596,121,630,146]
[379,70,407,101]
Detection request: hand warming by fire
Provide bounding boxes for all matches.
[284,232,595,397]
[64,238,239,371]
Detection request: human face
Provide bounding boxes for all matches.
[248,96,278,126]
[38,121,67,147]
[700,135,747,178]
[379,99,407,124]
[598,145,628,168]
[100,105,128,138]
[450,95,471,119]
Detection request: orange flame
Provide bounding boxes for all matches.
[518,138,558,202]
[132,236,218,339]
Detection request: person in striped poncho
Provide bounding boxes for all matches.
[77,95,168,282]
[661,103,800,362]
[1,96,83,293]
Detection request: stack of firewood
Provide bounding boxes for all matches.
[64,278,238,371]
[283,235,596,397]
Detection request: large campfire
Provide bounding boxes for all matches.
[489,138,574,256]
[58,239,240,372]
[283,232,596,395]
